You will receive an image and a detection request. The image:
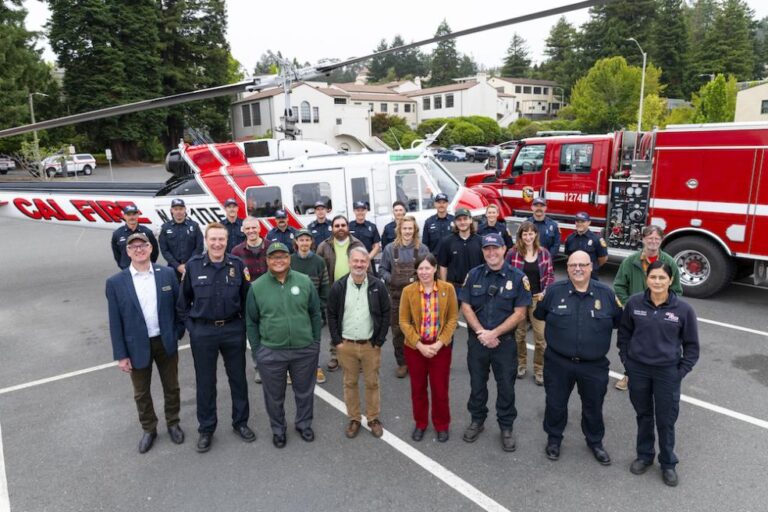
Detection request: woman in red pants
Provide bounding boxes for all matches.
[399,253,459,442]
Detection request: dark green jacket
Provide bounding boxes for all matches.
[246,269,322,350]
[290,251,330,307]
[613,250,682,305]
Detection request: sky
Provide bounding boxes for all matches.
[23,0,768,74]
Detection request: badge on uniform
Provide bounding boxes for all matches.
[600,238,607,248]
[588,239,593,246]
[291,286,300,295]
[162,285,172,291]
[522,276,530,292]
[229,267,235,278]
[243,267,251,281]
[594,299,601,310]
[505,280,513,290]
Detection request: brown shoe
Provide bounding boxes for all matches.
[368,419,384,438]
[345,420,361,439]
[396,365,409,378]
[534,372,544,386]
[615,375,629,391]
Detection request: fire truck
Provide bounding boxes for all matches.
[465,122,768,298]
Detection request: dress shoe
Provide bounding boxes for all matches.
[345,420,361,439]
[167,425,185,445]
[296,426,315,442]
[591,445,612,465]
[138,432,157,454]
[233,424,257,442]
[462,422,484,443]
[545,443,560,460]
[368,419,384,438]
[662,468,679,487]
[272,433,287,448]
[253,369,262,384]
[630,458,653,475]
[516,366,527,379]
[501,429,516,452]
[437,430,449,443]
[196,432,213,453]
[396,365,409,378]
[411,427,426,441]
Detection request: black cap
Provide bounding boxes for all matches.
[171,198,185,207]
[122,204,139,214]
[224,198,238,207]
[575,211,591,221]
[481,233,504,248]
[353,201,368,210]
[434,193,449,202]
[314,200,327,208]
[274,209,287,219]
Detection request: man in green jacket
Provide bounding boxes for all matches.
[613,225,682,391]
[246,242,322,448]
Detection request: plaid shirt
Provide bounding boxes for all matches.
[419,282,440,342]
[504,247,555,291]
[231,240,268,282]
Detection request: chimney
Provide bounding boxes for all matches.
[477,73,487,83]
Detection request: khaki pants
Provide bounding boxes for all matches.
[514,296,547,375]
[129,337,180,433]
[336,341,382,422]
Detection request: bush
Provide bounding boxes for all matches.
[451,121,485,146]
[465,116,502,143]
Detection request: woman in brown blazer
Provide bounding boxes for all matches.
[399,253,459,442]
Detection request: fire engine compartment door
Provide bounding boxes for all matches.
[547,140,608,222]
[503,143,548,213]
[748,149,767,256]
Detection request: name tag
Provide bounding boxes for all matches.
[633,309,647,316]
[198,275,207,280]
[162,285,172,291]
[557,305,568,309]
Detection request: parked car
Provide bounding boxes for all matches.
[435,149,461,162]
[0,156,16,175]
[468,146,491,162]
[447,146,470,161]
[43,153,97,177]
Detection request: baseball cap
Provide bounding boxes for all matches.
[274,209,287,219]
[314,200,327,208]
[481,233,504,248]
[454,208,471,218]
[224,198,238,207]
[267,242,290,255]
[532,197,547,206]
[122,204,139,214]
[126,232,150,245]
[171,198,185,207]
[434,193,449,202]
[353,201,368,210]
[575,212,591,221]
[295,228,313,239]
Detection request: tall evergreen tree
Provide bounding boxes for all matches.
[699,0,755,80]
[428,20,460,86]
[579,0,657,67]
[651,0,687,98]
[367,39,391,82]
[684,0,720,94]
[392,35,429,80]
[539,17,580,97]
[500,33,531,77]
[457,54,478,77]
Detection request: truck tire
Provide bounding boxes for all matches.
[46,167,57,178]
[82,165,92,175]
[664,236,734,298]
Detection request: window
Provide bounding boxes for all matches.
[394,103,399,113]
[446,94,454,108]
[336,118,342,125]
[404,104,412,113]
[300,101,311,123]
[515,86,522,93]
[762,100,768,114]
[542,105,547,111]
[559,143,594,174]
[395,168,433,211]
[511,144,546,174]
[523,86,532,94]
[496,87,505,93]
[423,97,431,110]
[252,103,261,126]
[552,102,561,111]
[350,177,370,208]
[423,159,459,201]
[245,186,282,217]
[434,95,442,109]
[369,103,374,112]
[312,106,319,123]
[293,182,332,214]
[381,103,388,112]
[241,104,252,127]
[533,87,542,94]
[334,97,347,105]
[543,87,549,95]
[291,106,298,120]
[244,140,270,158]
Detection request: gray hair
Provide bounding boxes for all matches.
[642,225,664,238]
[349,246,369,258]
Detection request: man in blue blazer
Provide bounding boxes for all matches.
[106,232,186,454]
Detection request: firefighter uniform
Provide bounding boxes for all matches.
[111,224,159,269]
[528,215,561,257]
[564,230,607,279]
[381,220,397,249]
[222,217,245,254]
[159,215,204,279]
[349,219,381,252]
[533,279,622,451]
[266,225,298,253]
[422,213,454,254]
[476,221,512,250]
[308,219,331,248]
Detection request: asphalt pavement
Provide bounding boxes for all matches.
[1,160,767,511]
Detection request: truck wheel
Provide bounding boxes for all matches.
[665,236,734,298]
[0,170,7,175]
[46,167,57,178]
[83,165,92,175]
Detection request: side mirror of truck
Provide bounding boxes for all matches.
[504,177,516,185]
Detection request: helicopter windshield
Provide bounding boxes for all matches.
[424,157,460,201]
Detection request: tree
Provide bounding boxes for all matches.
[500,33,531,77]
[539,17,580,98]
[691,74,738,122]
[651,0,688,98]
[254,50,284,75]
[391,35,429,80]
[457,55,478,77]
[569,56,662,132]
[367,39,391,83]
[579,0,657,67]
[370,114,409,136]
[451,121,484,146]
[700,0,755,80]
[684,0,719,94]
[428,20,460,86]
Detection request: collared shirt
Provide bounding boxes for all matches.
[422,213,455,253]
[333,239,351,281]
[341,276,373,340]
[419,282,440,342]
[266,226,297,253]
[222,217,245,254]
[231,240,268,282]
[178,253,250,321]
[159,218,204,267]
[437,233,484,285]
[349,220,381,252]
[130,264,160,337]
[111,224,159,269]
[459,262,532,330]
[381,220,397,248]
[528,215,561,256]
[308,219,331,248]
[564,230,608,278]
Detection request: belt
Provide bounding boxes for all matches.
[197,315,242,327]
[549,348,600,363]
[343,338,371,344]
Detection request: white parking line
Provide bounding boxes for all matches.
[0,420,9,512]
[314,387,510,512]
[698,318,768,338]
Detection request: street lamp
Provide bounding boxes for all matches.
[627,38,647,160]
[28,92,48,180]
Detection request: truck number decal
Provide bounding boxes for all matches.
[564,192,581,203]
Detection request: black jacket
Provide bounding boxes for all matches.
[327,273,391,346]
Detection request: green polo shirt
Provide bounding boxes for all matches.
[341,276,373,340]
[333,238,350,281]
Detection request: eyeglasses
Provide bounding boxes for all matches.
[333,224,347,228]
[127,243,150,251]
[567,262,591,269]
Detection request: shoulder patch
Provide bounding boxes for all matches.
[243,267,251,282]
[600,238,607,248]
[522,275,531,292]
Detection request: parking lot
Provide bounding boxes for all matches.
[1,161,767,511]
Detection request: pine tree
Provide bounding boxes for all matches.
[651,0,687,98]
[367,39,391,82]
[500,33,531,77]
[700,0,755,80]
[683,0,720,95]
[539,17,580,97]
[579,0,657,67]
[457,55,478,77]
[428,20,460,87]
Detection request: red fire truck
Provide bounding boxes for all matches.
[465,122,768,298]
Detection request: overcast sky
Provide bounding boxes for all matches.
[23,0,768,73]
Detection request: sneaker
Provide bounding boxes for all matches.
[396,365,409,378]
[316,367,326,384]
[615,375,628,391]
[253,369,262,384]
[517,366,527,379]
[327,358,340,372]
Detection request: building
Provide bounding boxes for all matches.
[403,75,499,123]
[735,82,768,122]
[488,77,563,121]
[330,83,418,127]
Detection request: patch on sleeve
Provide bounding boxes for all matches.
[600,238,607,248]
[243,267,251,282]
[522,275,531,292]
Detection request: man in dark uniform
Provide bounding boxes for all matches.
[349,200,382,260]
[438,208,483,299]
[528,197,560,257]
[111,204,159,269]
[422,193,454,254]
[564,212,607,279]
[266,209,297,253]
[459,233,531,452]
[222,198,245,253]
[381,200,406,249]
[177,222,256,453]
[533,250,622,465]
[308,200,331,248]
[159,198,204,280]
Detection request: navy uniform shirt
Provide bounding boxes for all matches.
[437,233,484,286]
[266,226,298,253]
[528,216,561,256]
[222,217,245,254]
[349,220,381,252]
[159,218,204,268]
[477,221,513,249]
[564,230,608,278]
[422,213,455,253]
[111,224,159,269]
[534,279,622,360]
[308,219,331,248]
[617,290,699,377]
[381,220,397,249]
[459,262,532,331]
[177,253,250,321]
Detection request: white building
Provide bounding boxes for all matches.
[403,76,500,123]
[488,77,563,120]
[735,82,768,122]
[330,83,418,127]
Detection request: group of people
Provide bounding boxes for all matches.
[106,195,699,488]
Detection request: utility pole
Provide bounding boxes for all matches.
[29,92,48,181]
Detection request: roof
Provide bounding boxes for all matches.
[404,81,478,97]
[494,77,558,87]
[333,83,400,94]
[314,87,350,97]
[347,92,415,103]
[232,86,289,104]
